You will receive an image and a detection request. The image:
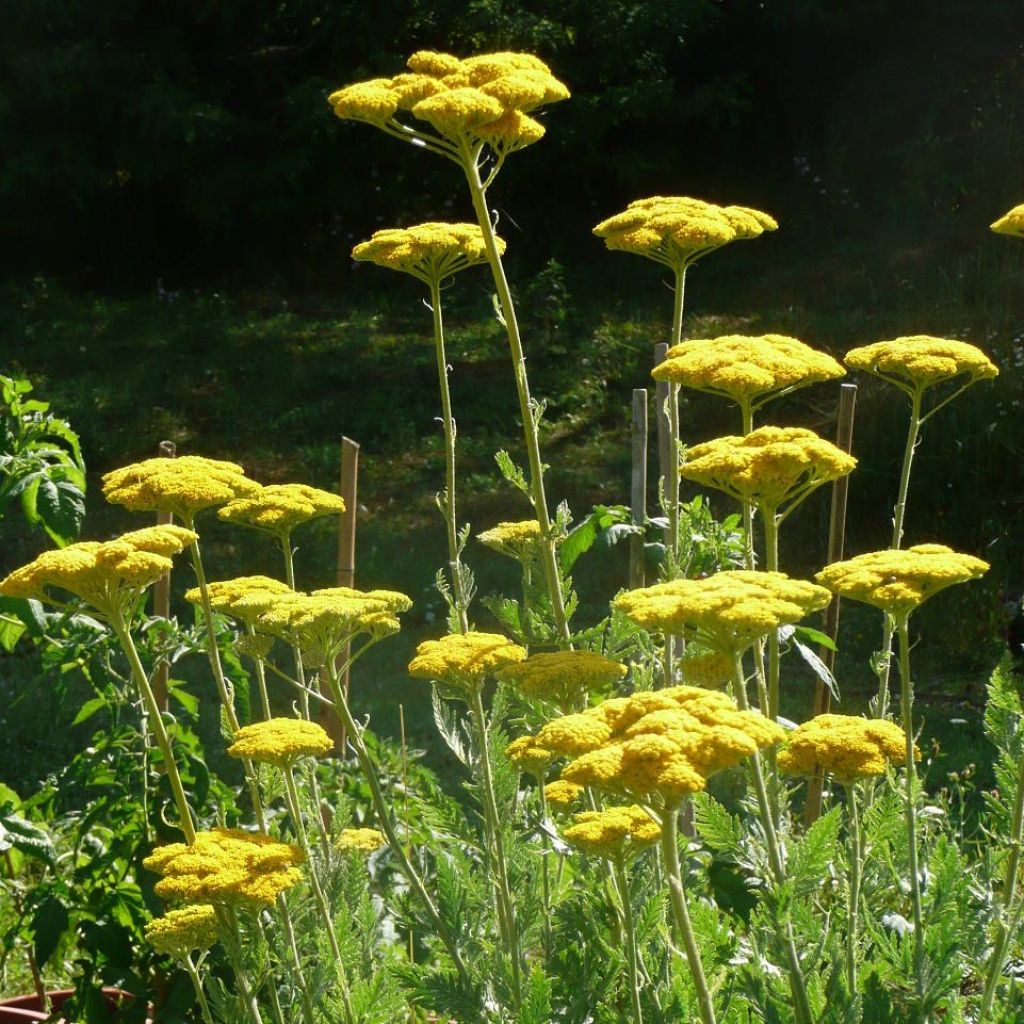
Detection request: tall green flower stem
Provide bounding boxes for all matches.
[111,613,197,844]
[538,782,553,955]
[182,955,216,1024]
[731,652,813,1024]
[611,851,644,1024]
[461,142,571,647]
[281,764,357,1024]
[429,277,470,633]
[218,906,267,1024]
[659,802,716,1024]
[875,390,922,718]
[321,657,472,987]
[978,748,1024,1020]
[666,265,686,565]
[468,685,523,1006]
[844,783,864,994]
[895,616,925,1008]
[245,624,273,720]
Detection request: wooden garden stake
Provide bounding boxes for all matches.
[152,440,176,712]
[630,388,648,590]
[328,436,360,753]
[805,383,857,825]
[654,343,671,550]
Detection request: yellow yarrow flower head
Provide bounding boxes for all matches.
[227,718,333,768]
[102,455,260,521]
[330,50,568,160]
[652,334,844,413]
[778,714,911,784]
[352,222,503,286]
[593,196,777,271]
[815,544,988,618]
[680,648,734,688]
[679,426,857,514]
[336,828,387,855]
[185,575,294,623]
[477,519,545,561]
[500,650,627,709]
[505,734,554,778]
[562,805,660,858]
[0,525,197,619]
[144,905,220,958]
[614,570,831,655]
[845,336,997,398]
[144,828,304,908]
[991,204,1024,238]
[544,779,583,811]
[218,484,345,540]
[408,631,526,697]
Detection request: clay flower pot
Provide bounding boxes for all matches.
[0,988,151,1023]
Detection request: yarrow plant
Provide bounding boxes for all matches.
[1,46,1020,1024]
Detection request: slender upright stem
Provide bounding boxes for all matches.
[666,265,686,564]
[183,956,216,1024]
[978,747,1024,1020]
[763,509,781,720]
[275,892,318,1024]
[538,782,553,956]
[875,390,923,718]
[246,624,272,720]
[462,147,571,646]
[740,401,756,568]
[612,851,645,1024]
[321,661,471,986]
[220,907,266,1024]
[660,803,716,1024]
[468,685,523,1007]
[844,783,863,995]
[896,617,926,1007]
[280,535,311,719]
[112,615,197,844]
[429,276,469,633]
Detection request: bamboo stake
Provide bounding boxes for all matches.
[654,344,671,551]
[152,440,176,712]
[805,383,857,825]
[329,437,359,753]
[630,389,648,590]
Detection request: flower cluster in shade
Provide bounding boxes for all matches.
[0,525,197,620]
[991,204,1024,238]
[102,456,260,520]
[778,714,911,784]
[505,734,554,778]
[652,334,844,413]
[500,650,627,708]
[562,805,660,858]
[144,829,304,908]
[329,51,569,155]
[593,196,777,270]
[217,484,345,540]
[227,718,333,768]
[815,544,989,617]
[845,336,997,396]
[336,828,388,855]
[186,575,294,623]
[477,519,544,560]
[614,570,831,655]
[679,426,857,514]
[544,779,584,810]
[679,648,735,689]
[535,686,785,804]
[352,222,503,286]
[144,905,220,958]
[408,631,526,695]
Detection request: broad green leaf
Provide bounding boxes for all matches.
[32,895,69,969]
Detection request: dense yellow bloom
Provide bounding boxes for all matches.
[544,779,583,810]
[218,484,345,538]
[652,334,844,411]
[505,735,554,777]
[327,79,399,124]
[614,570,831,653]
[845,336,997,395]
[500,650,627,707]
[144,905,219,957]
[680,649,734,688]
[473,110,546,153]
[815,544,989,616]
[411,86,504,136]
[186,575,294,623]
[593,196,777,270]
[144,829,303,908]
[477,519,544,559]
[562,805,660,857]
[408,631,526,691]
[102,456,260,520]
[990,204,1024,238]
[352,222,502,285]
[227,719,333,767]
[336,828,387,854]
[0,525,197,618]
[778,715,911,783]
[680,426,857,512]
